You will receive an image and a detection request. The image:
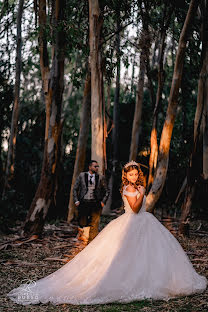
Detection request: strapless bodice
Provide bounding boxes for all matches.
[122,186,146,214]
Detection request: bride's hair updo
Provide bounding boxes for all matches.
[120,161,145,194]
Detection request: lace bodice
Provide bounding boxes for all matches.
[122,185,146,214]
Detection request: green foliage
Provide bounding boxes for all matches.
[0,0,206,225]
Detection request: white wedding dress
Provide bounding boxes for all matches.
[7,186,207,305]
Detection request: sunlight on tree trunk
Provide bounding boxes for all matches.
[179,2,208,235]
[89,0,105,174]
[147,5,173,191]
[146,0,200,213]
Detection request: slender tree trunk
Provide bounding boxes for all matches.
[3,0,24,197]
[129,47,145,161]
[103,14,120,214]
[175,177,187,204]
[112,17,120,168]
[179,2,208,235]
[131,54,136,94]
[202,25,208,180]
[38,0,50,141]
[67,67,91,223]
[147,5,173,191]
[106,82,112,131]
[146,0,200,213]
[139,3,154,110]
[147,30,166,190]
[23,0,66,236]
[89,0,104,173]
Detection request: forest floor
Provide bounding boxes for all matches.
[0,209,208,312]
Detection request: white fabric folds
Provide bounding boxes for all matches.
[7,187,207,305]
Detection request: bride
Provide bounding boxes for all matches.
[7,161,207,305]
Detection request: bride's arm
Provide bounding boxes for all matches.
[124,185,145,214]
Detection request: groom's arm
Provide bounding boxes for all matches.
[73,174,81,204]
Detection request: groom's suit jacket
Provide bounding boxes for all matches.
[73,172,109,205]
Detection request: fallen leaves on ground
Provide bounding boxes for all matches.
[0,215,207,312]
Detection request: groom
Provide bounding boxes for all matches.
[73,160,109,243]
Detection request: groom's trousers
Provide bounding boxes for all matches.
[78,200,102,243]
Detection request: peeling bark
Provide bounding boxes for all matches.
[23,0,66,236]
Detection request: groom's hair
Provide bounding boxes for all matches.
[89,160,98,166]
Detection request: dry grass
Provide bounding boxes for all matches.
[0,214,207,312]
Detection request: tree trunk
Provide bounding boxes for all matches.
[106,82,112,131]
[129,47,145,161]
[131,54,136,94]
[67,67,91,223]
[147,5,173,191]
[3,0,24,197]
[23,0,66,236]
[103,14,120,215]
[179,1,208,235]
[146,0,200,213]
[147,31,167,190]
[202,23,208,180]
[38,0,50,141]
[112,16,120,168]
[89,0,104,174]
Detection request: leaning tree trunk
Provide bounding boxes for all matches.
[23,0,66,236]
[179,2,208,235]
[129,37,146,161]
[146,0,200,213]
[89,0,104,174]
[3,0,24,197]
[67,67,91,223]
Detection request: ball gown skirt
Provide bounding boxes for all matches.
[7,189,207,305]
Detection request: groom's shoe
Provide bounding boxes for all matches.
[77,226,90,243]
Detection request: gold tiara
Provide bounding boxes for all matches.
[124,160,139,168]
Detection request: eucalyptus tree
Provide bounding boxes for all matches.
[146,0,200,213]
[179,0,208,235]
[23,0,67,235]
[147,1,173,190]
[3,0,24,197]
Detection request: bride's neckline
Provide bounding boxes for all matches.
[124,184,138,190]
[123,185,139,194]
